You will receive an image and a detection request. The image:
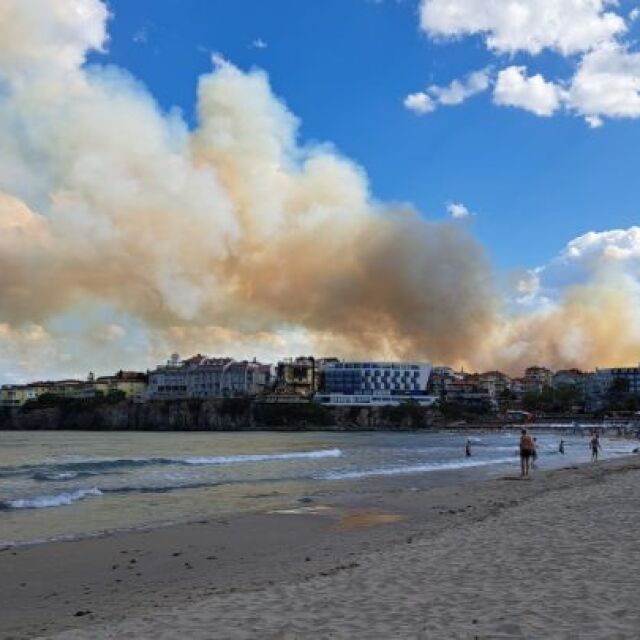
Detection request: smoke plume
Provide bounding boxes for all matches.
[0,0,639,381]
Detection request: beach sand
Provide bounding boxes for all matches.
[2,456,640,639]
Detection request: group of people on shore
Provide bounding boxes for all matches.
[464,431,603,478]
[518,430,602,478]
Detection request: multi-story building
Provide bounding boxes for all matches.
[584,365,640,411]
[477,371,512,397]
[604,366,640,394]
[93,371,148,400]
[552,369,586,390]
[0,378,99,407]
[442,374,499,411]
[147,354,272,400]
[0,385,38,408]
[315,361,436,406]
[275,357,319,397]
[510,377,526,399]
[427,366,464,397]
[523,366,553,393]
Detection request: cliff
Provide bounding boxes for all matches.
[0,397,437,431]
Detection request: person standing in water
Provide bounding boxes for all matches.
[531,437,539,470]
[465,439,472,457]
[590,433,601,462]
[520,429,534,478]
[559,439,565,455]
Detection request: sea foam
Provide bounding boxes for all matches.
[319,456,516,480]
[180,448,342,465]
[0,487,103,510]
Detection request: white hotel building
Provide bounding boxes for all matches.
[147,355,272,400]
[315,361,436,406]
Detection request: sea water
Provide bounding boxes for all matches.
[0,430,636,545]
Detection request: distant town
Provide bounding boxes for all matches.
[2,355,640,419]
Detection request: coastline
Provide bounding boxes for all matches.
[2,455,639,639]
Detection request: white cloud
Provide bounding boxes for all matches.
[526,226,640,296]
[494,66,564,116]
[404,91,435,114]
[405,68,490,115]
[428,69,490,105]
[419,0,625,55]
[251,38,268,50]
[567,43,640,123]
[415,0,640,126]
[447,202,473,218]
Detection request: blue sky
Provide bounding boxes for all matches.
[97,0,640,272]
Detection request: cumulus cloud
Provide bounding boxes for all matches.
[405,68,489,115]
[568,43,640,122]
[419,0,625,55]
[447,202,473,219]
[494,66,564,116]
[416,0,640,126]
[404,91,435,114]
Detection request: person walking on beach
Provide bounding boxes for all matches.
[559,439,565,455]
[590,433,601,462]
[531,437,539,470]
[520,429,534,478]
[465,439,472,457]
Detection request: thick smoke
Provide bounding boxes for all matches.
[0,0,638,381]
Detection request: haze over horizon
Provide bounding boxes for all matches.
[1,0,640,384]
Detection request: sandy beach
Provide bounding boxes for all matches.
[0,455,638,639]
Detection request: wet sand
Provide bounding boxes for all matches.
[2,456,640,639]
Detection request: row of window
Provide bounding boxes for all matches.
[329,363,424,371]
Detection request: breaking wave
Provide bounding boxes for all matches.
[318,457,517,480]
[0,488,103,510]
[0,448,343,479]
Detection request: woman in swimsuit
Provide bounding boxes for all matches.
[590,433,601,462]
[520,429,534,478]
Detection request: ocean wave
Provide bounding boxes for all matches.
[31,471,98,482]
[318,457,516,480]
[0,448,343,478]
[0,488,102,510]
[180,448,342,465]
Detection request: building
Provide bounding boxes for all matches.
[315,361,436,406]
[275,357,318,396]
[584,365,640,411]
[93,371,148,401]
[147,354,273,400]
[523,366,553,393]
[510,377,527,399]
[603,366,640,394]
[477,371,512,397]
[0,385,38,408]
[442,374,498,411]
[0,379,98,407]
[552,368,586,390]
[427,366,464,397]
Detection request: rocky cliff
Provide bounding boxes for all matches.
[0,397,437,431]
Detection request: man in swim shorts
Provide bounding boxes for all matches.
[520,429,534,478]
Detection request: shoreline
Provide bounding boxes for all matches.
[2,455,639,638]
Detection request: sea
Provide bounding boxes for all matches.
[0,429,637,546]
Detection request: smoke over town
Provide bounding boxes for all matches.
[1,0,639,381]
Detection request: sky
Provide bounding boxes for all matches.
[1,0,640,383]
[98,0,640,270]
